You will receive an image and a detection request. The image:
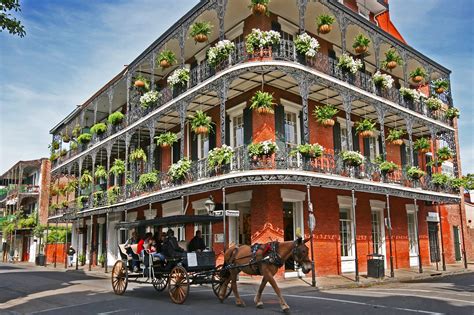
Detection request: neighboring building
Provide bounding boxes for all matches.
[48,0,472,276]
[464,191,474,258]
[0,158,50,262]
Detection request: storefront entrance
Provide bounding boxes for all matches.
[428,222,440,263]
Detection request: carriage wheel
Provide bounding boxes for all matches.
[212,265,232,300]
[168,265,189,304]
[152,273,168,292]
[111,260,128,295]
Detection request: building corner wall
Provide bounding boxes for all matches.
[38,159,51,225]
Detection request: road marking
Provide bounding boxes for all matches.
[98,310,128,315]
[359,290,474,305]
[365,288,474,297]
[239,293,443,314]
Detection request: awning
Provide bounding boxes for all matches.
[115,215,221,230]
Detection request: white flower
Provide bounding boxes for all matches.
[167,68,190,87]
[140,91,160,108]
[294,33,320,57]
[337,54,363,74]
[245,28,281,54]
[207,40,235,67]
[372,71,394,89]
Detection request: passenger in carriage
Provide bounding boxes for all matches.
[188,230,206,252]
[148,233,166,261]
[124,231,140,272]
[162,229,185,258]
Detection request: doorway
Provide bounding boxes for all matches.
[453,226,462,261]
[283,201,304,272]
[428,222,440,263]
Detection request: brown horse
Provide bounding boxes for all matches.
[218,238,312,313]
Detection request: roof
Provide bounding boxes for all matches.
[115,214,221,230]
[0,158,47,179]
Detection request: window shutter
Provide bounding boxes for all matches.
[425,155,432,176]
[299,111,304,144]
[191,133,198,161]
[400,143,407,167]
[173,139,181,163]
[154,145,161,172]
[274,104,285,151]
[333,121,341,153]
[352,127,360,152]
[363,137,370,160]
[225,115,231,146]
[243,107,252,145]
[209,131,216,151]
[378,135,383,157]
[271,21,282,33]
[328,50,336,60]
[413,149,419,167]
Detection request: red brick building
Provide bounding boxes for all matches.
[48,0,471,277]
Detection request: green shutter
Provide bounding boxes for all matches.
[243,107,252,145]
[225,115,231,145]
[333,121,342,153]
[400,143,407,167]
[352,127,360,152]
[274,104,285,151]
[209,130,216,150]
[425,154,432,176]
[363,137,370,160]
[299,111,305,144]
[173,139,180,163]
[378,135,383,157]
[191,133,198,161]
[413,149,419,167]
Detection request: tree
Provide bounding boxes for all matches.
[1,0,26,37]
[464,173,474,191]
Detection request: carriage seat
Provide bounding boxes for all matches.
[118,244,130,261]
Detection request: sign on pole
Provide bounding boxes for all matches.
[225,210,240,217]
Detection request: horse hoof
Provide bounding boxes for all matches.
[256,303,264,309]
[282,307,290,314]
[236,303,246,308]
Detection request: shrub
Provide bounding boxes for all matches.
[90,122,107,135]
[432,173,449,186]
[77,133,92,144]
[290,143,324,159]
[107,186,121,204]
[208,145,234,168]
[108,111,124,125]
[379,161,399,174]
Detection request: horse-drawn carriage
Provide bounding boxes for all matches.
[111,215,231,304]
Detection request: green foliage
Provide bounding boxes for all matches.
[382,49,403,69]
[90,122,107,135]
[432,78,449,90]
[155,132,178,147]
[94,165,107,180]
[129,148,147,162]
[80,170,93,189]
[190,21,212,38]
[79,254,86,265]
[340,151,365,166]
[139,171,158,188]
[61,133,71,143]
[352,34,370,49]
[50,151,58,161]
[432,173,449,186]
[414,137,430,152]
[72,124,82,138]
[409,67,427,80]
[168,158,191,181]
[249,0,270,5]
[316,14,335,27]
[46,227,71,244]
[437,147,452,161]
[245,29,281,53]
[445,107,460,120]
[108,111,124,125]
[247,140,278,157]
[249,91,276,113]
[379,161,399,174]
[98,254,106,265]
[190,110,214,134]
[109,159,125,176]
[60,149,67,157]
[1,0,26,37]
[407,166,426,180]
[425,97,443,111]
[312,105,338,123]
[77,133,92,144]
[449,177,465,191]
[76,195,89,208]
[208,145,234,168]
[70,141,78,151]
[50,140,60,150]
[133,74,150,91]
[463,174,474,190]
[386,129,405,142]
[290,143,324,159]
[66,179,78,193]
[157,49,177,67]
[355,118,376,134]
[107,186,121,204]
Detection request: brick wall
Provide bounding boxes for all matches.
[38,159,51,225]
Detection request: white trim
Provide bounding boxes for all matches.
[225,21,244,41]
[405,204,419,213]
[126,211,138,222]
[226,190,253,204]
[337,116,354,127]
[162,199,182,216]
[280,189,306,202]
[195,48,207,63]
[97,217,106,224]
[191,198,207,210]
[338,195,356,207]
[226,102,246,116]
[280,99,302,112]
[277,17,299,35]
[370,199,386,209]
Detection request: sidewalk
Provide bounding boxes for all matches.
[8,261,474,291]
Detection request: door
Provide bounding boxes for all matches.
[428,222,440,263]
[371,209,386,260]
[340,208,355,272]
[283,202,295,271]
[407,211,419,266]
[453,226,462,261]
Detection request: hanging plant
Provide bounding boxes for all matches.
[72,124,82,138]
[77,133,92,144]
[90,122,107,135]
[409,67,427,84]
[70,141,78,151]
[407,166,426,180]
[247,140,278,158]
[139,171,158,189]
[60,149,67,157]
[432,78,449,94]
[50,140,60,151]
[107,186,121,205]
[352,34,370,54]
[290,143,324,159]
[413,137,430,153]
[62,133,71,143]
[379,161,399,175]
[76,195,89,209]
[312,104,338,127]
[386,129,405,146]
[190,110,214,135]
[425,97,443,111]
[245,28,281,54]
[129,148,147,162]
[445,107,460,120]
[294,33,320,58]
[133,74,150,91]
[249,0,270,15]
[108,111,125,125]
[155,132,178,148]
[316,14,335,34]
[61,200,69,208]
[190,21,212,43]
[207,40,236,68]
[372,71,394,89]
[66,179,78,193]
[50,152,58,162]
[399,87,422,102]
[336,53,363,74]
[208,145,234,169]
[157,49,177,69]
[140,90,160,108]
[80,170,93,189]
[382,49,403,70]
[249,91,276,114]
[94,165,108,180]
[167,68,190,87]
[168,158,192,182]
[437,146,452,161]
[432,173,449,186]
[109,159,125,176]
[355,118,376,138]
[341,151,365,167]
[93,190,104,206]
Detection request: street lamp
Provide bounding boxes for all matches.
[205,196,215,215]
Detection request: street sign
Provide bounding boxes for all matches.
[213,210,223,217]
[225,210,240,217]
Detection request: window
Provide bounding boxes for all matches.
[340,123,349,151]
[232,114,244,148]
[339,208,353,257]
[442,161,454,176]
[284,111,298,148]
[368,136,380,161]
[198,134,209,159]
[371,210,383,254]
[358,4,370,20]
[195,208,212,248]
[280,30,293,42]
[407,211,418,255]
[232,34,244,46]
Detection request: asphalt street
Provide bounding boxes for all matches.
[0,263,473,315]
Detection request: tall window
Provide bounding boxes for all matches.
[371,210,383,254]
[284,111,298,148]
[195,208,211,247]
[280,30,293,41]
[368,137,380,161]
[340,123,349,151]
[232,114,244,148]
[339,208,353,257]
[198,134,209,159]
[407,212,418,255]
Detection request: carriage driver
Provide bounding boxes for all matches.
[162,229,185,258]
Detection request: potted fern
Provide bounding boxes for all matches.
[290,143,324,159]
[379,161,399,175]
[316,14,335,34]
[168,158,192,182]
[414,137,430,153]
[94,165,108,180]
[437,146,452,161]
[77,133,92,144]
[249,0,269,15]
[51,140,60,150]
[129,148,147,163]
[386,129,405,146]
[352,34,370,54]
[93,190,104,207]
[208,145,234,170]
[80,170,93,189]
[108,111,125,125]
[313,104,338,127]
[157,49,177,69]
[382,49,403,70]
[90,122,107,135]
[133,74,150,91]
[155,132,178,148]
[409,67,427,84]
[425,97,443,111]
[249,91,276,114]
[190,21,212,43]
[407,166,426,180]
[190,110,213,135]
[341,151,365,167]
[109,159,125,177]
[431,173,449,187]
[62,133,70,143]
[107,186,121,205]
[445,107,460,120]
[432,78,449,94]
[140,90,160,108]
[355,118,376,138]
[139,171,158,189]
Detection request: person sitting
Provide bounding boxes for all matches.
[188,230,206,252]
[124,231,139,262]
[148,240,166,262]
[162,229,185,258]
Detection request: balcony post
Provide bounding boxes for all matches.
[179,27,186,66]
[401,50,408,86]
[413,199,423,273]
[372,34,381,69]
[126,72,132,123]
[106,143,112,190]
[147,121,156,172]
[385,194,394,278]
[93,100,98,125]
[217,79,229,146]
[342,92,354,151]
[91,153,97,205]
[88,214,93,271]
[297,0,309,32]
[351,189,359,282]
[150,53,156,90]
[78,157,83,197]
[216,0,228,40]
[374,103,387,160]
[179,102,187,159]
[436,202,446,271]
[340,19,348,53]
[430,127,438,173]
[404,117,414,167]
[107,87,114,116]
[124,133,131,197]
[80,110,85,128]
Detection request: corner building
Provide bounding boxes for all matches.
[48,0,472,276]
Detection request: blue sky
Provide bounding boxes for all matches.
[0,0,473,175]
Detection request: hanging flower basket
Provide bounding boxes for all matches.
[382,49,403,71]
[250,91,276,114]
[155,132,178,149]
[190,110,213,135]
[195,126,209,135]
[391,139,403,146]
[359,130,375,138]
[352,34,370,55]
[252,3,267,15]
[432,78,449,94]
[321,119,335,127]
[386,61,397,70]
[409,67,427,84]
[194,34,208,43]
[134,80,145,88]
[386,129,405,146]
[316,14,335,34]
[157,49,176,69]
[190,21,212,43]
[160,60,170,68]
